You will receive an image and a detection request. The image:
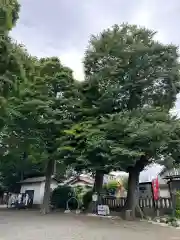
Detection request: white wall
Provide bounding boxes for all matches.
[139,183,153,198]
[139,183,171,199]
[20,180,58,205]
[38,180,58,204]
[20,182,42,204]
[40,180,58,204]
[159,188,170,198]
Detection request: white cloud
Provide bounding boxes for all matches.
[58,50,84,81]
[139,164,164,183]
[11,25,84,80]
[11,0,180,92]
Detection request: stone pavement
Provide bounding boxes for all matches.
[0,210,180,240]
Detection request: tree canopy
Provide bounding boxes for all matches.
[59,24,180,213]
[1,1,180,217]
[0,1,79,213]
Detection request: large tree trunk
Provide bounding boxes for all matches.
[124,155,148,218]
[93,170,104,204]
[125,168,140,218]
[89,170,104,214]
[41,159,54,214]
[93,170,104,192]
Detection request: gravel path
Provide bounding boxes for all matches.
[0,210,180,240]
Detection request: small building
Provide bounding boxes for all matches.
[139,182,153,198]
[163,175,180,194]
[160,167,180,195]
[138,177,170,199]
[60,174,94,189]
[139,166,180,199]
[19,176,59,206]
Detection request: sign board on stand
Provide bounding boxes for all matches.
[97,205,110,216]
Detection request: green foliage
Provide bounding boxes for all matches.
[0,150,46,191]
[99,108,180,170]
[59,24,180,212]
[104,178,128,195]
[51,185,91,210]
[84,24,180,110]
[51,185,76,209]
[176,210,180,219]
[0,1,79,196]
[82,190,93,209]
[0,0,20,33]
[1,3,180,216]
[60,24,180,181]
[74,185,90,206]
[176,191,180,219]
[166,216,179,227]
[105,180,119,190]
[104,180,119,195]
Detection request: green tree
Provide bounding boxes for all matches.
[77,24,180,213]
[0,0,20,33]
[27,57,80,214]
[0,1,79,214]
[102,108,180,211]
[0,0,44,197]
[59,118,112,200]
[0,0,29,150]
[0,148,46,191]
[1,53,78,212]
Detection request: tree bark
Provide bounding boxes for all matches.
[125,168,140,218]
[124,155,148,218]
[41,159,54,214]
[93,170,104,204]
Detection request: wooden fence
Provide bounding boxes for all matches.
[102,196,172,210]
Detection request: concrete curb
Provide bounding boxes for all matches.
[140,219,180,230]
[86,213,121,220]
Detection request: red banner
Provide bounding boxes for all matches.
[152,177,159,200]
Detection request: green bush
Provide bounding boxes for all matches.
[51,185,77,210]
[176,210,180,219]
[166,216,179,227]
[82,190,93,209]
[176,191,180,219]
[74,185,90,206]
[104,180,119,195]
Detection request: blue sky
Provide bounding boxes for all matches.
[11,0,180,114]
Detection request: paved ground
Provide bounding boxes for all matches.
[0,210,180,240]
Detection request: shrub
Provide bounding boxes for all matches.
[82,190,93,209]
[176,191,180,219]
[51,185,77,209]
[104,180,119,195]
[74,185,91,207]
[166,216,179,227]
[176,210,180,219]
